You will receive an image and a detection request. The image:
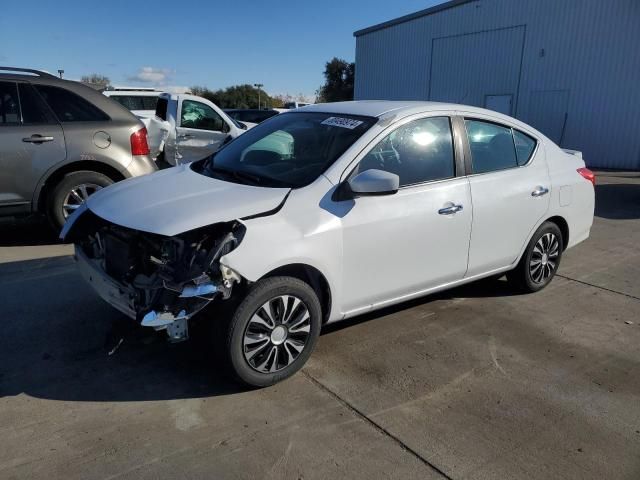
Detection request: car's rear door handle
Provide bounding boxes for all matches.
[438,203,463,215]
[531,186,549,197]
[178,133,195,140]
[22,134,54,143]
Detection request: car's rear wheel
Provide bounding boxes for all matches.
[222,276,322,387]
[508,221,563,292]
[48,171,113,231]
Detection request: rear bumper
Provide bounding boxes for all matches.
[124,155,158,178]
[75,245,137,320]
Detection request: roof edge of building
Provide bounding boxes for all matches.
[353,0,477,37]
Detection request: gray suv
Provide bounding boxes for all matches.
[0,67,157,229]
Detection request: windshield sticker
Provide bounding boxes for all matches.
[321,117,364,129]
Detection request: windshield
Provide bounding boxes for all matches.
[194,112,376,188]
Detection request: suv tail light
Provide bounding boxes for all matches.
[130,127,150,156]
[577,167,596,186]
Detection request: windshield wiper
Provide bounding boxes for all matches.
[205,165,264,186]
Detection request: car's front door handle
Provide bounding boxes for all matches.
[22,134,54,143]
[438,203,463,215]
[531,186,549,197]
[178,133,195,140]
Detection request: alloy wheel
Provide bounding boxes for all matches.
[243,295,311,373]
[62,183,102,218]
[529,232,560,283]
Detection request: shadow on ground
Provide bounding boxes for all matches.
[0,256,516,404]
[594,183,640,220]
[0,217,61,247]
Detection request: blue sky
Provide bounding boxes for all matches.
[0,0,443,99]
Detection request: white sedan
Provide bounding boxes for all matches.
[62,101,595,387]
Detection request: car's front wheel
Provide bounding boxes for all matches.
[223,276,322,387]
[508,221,563,292]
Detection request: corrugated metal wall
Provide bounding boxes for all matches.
[354,0,640,170]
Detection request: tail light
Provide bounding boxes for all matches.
[577,167,596,186]
[130,127,150,156]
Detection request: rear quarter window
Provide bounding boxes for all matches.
[36,85,109,122]
[513,130,537,166]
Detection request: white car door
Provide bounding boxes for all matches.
[175,98,231,164]
[338,116,472,314]
[462,116,550,276]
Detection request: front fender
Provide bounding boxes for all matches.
[221,201,344,321]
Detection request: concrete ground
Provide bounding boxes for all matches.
[1,173,639,480]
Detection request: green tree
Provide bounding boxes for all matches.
[189,84,275,109]
[81,73,110,90]
[317,58,355,102]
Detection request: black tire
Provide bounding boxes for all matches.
[222,276,322,387]
[47,170,113,231]
[507,221,564,293]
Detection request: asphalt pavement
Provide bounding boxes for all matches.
[1,173,639,479]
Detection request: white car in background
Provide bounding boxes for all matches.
[147,93,250,165]
[62,101,595,387]
[103,88,161,120]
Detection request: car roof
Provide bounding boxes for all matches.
[103,90,161,96]
[297,100,535,130]
[0,71,143,123]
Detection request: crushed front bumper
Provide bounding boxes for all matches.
[75,245,137,320]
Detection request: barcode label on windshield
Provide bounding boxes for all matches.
[321,117,364,129]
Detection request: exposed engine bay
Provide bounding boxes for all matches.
[67,211,245,342]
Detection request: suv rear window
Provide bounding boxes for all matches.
[35,85,109,122]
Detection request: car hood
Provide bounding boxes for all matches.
[86,164,290,236]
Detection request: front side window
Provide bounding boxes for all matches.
[465,119,518,174]
[353,116,455,187]
[0,81,20,125]
[181,100,225,131]
[195,112,376,188]
[35,85,109,122]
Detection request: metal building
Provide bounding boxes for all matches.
[354,0,640,170]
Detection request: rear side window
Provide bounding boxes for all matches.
[110,95,158,111]
[0,81,20,125]
[35,85,109,122]
[355,116,455,187]
[19,84,56,124]
[110,95,142,110]
[465,119,517,174]
[142,96,158,110]
[513,130,536,166]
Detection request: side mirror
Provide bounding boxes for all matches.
[347,169,399,197]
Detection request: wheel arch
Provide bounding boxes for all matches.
[35,160,125,213]
[545,215,569,251]
[260,263,332,324]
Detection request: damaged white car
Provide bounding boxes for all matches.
[62,101,595,387]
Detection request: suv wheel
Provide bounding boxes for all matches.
[507,221,563,293]
[48,171,113,231]
[222,276,322,387]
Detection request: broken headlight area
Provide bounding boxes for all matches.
[69,211,245,342]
